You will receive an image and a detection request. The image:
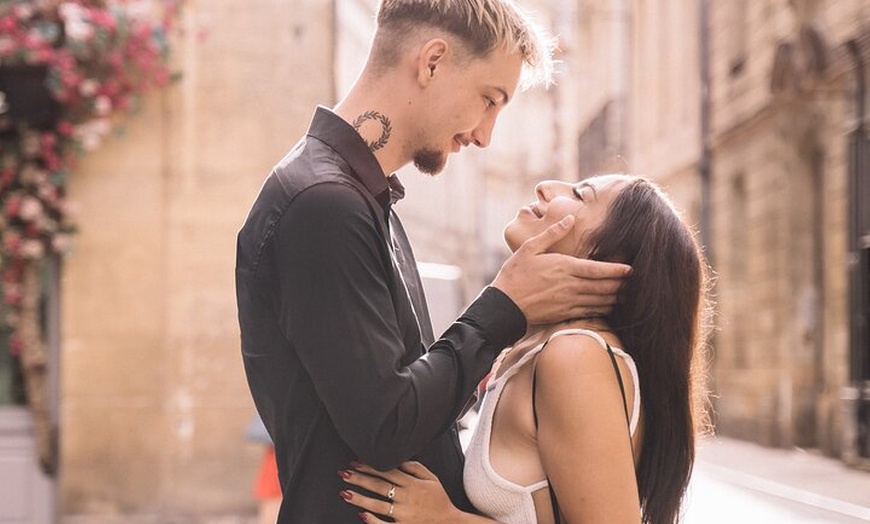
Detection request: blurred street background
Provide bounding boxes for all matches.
[1,0,869,522]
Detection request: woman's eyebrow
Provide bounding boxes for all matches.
[577,181,598,200]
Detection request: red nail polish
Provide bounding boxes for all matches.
[338,469,352,479]
[340,490,353,501]
[358,513,367,523]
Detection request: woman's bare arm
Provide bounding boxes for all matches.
[534,334,641,523]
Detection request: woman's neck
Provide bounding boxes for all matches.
[495,317,615,376]
[523,317,613,342]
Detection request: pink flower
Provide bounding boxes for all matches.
[57,121,75,137]
[0,37,14,56]
[4,195,21,218]
[0,169,15,189]
[90,10,116,30]
[0,16,18,33]
[9,335,22,356]
[52,234,72,254]
[44,152,61,172]
[21,239,45,260]
[4,284,21,305]
[78,79,99,97]
[3,232,21,255]
[94,96,112,116]
[19,196,44,222]
[64,20,94,41]
[13,5,35,21]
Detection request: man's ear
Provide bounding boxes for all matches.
[417,38,448,86]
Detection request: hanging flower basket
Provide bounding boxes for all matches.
[0,65,60,127]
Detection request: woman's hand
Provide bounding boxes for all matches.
[339,461,463,524]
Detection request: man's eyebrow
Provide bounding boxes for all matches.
[493,86,510,105]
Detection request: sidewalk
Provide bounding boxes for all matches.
[693,436,870,520]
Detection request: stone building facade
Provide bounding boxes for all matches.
[706,0,869,460]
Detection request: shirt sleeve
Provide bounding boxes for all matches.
[274,182,525,470]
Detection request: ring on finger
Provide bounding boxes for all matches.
[386,484,396,501]
[388,501,394,517]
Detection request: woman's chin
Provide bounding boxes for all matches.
[503,228,522,252]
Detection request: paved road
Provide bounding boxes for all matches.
[683,436,870,523]
[685,461,870,523]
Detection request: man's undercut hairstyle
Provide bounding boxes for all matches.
[373,0,554,89]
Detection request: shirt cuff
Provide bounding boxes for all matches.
[461,286,527,350]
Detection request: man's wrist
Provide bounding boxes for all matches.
[462,286,526,348]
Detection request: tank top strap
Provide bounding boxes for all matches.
[494,342,547,385]
[547,328,610,349]
[496,328,609,384]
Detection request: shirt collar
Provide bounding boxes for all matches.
[306,106,404,208]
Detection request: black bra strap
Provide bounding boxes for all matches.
[606,344,632,429]
[532,342,631,524]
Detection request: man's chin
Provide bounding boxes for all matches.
[413,149,447,176]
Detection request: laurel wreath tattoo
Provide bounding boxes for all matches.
[352,110,392,152]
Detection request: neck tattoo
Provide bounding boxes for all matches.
[352,110,392,152]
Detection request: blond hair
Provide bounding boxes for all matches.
[372,0,554,89]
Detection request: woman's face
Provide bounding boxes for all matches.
[503,174,630,256]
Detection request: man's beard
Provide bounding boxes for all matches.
[413,147,446,176]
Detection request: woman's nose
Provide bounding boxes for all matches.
[534,181,552,202]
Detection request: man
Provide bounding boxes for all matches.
[235,1,629,522]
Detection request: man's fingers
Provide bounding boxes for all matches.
[516,215,575,255]
[567,256,632,279]
[566,304,612,319]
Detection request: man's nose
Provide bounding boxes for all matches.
[469,113,498,149]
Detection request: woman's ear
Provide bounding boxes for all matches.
[417,38,448,86]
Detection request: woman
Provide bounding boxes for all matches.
[339,174,711,524]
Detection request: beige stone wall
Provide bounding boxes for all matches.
[707,0,867,455]
[61,0,335,517]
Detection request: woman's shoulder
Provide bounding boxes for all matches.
[535,329,627,398]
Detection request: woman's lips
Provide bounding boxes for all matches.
[521,204,542,218]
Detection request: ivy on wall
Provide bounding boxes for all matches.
[0,0,183,473]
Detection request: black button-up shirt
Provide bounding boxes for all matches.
[235,107,525,523]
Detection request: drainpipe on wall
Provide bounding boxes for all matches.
[842,37,869,465]
[698,0,712,262]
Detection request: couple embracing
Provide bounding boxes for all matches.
[235,1,711,523]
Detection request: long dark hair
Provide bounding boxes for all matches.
[587,177,710,524]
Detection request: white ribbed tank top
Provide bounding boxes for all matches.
[463,329,640,524]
